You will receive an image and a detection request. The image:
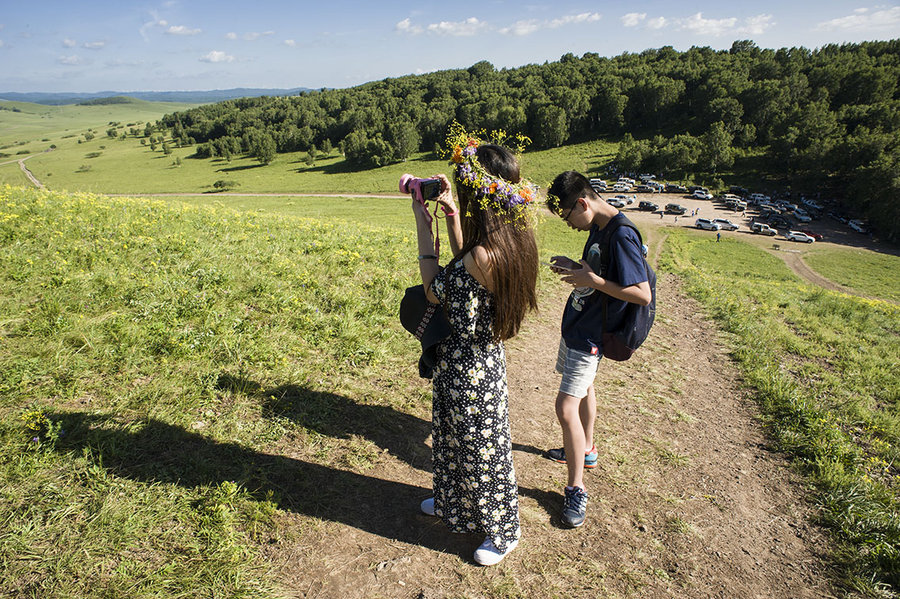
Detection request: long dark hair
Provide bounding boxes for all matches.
[455,143,538,342]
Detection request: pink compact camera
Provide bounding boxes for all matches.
[399,174,441,205]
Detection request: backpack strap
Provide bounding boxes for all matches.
[599,215,649,331]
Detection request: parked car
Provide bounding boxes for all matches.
[792,209,812,223]
[638,200,659,211]
[769,215,792,229]
[725,199,747,211]
[589,178,607,187]
[613,194,635,204]
[612,183,632,192]
[799,229,824,241]
[751,222,778,236]
[729,186,749,196]
[665,203,687,215]
[665,184,688,194]
[695,218,721,231]
[750,193,771,202]
[607,197,626,208]
[848,220,870,234]
[712,218,739,231]
[692,190,713,200]
[636,184,657,193]
[786,230,815,243]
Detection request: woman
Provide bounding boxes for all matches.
[412,129,538,566]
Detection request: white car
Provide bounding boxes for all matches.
[607,197,626,208]
[612,183,632,192]
[613,194,635,205]
[848,220,869,234]
[712,218,739,231]
[695,218,721,231]
[793,210,812,223]
[786,231,815,243]
[692,190,713,200]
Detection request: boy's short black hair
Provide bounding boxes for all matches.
[548,171,597,216]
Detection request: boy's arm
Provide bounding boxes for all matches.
[561,265,652,305]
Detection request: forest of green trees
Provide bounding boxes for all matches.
[157,40,900,241]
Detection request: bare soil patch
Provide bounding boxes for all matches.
[266,273,836,598]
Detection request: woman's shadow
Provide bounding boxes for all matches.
[50,408,471,555]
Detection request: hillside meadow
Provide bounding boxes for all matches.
[1,183,898,596]
[1,99,619,194]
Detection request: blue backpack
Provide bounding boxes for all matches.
[599,216,656,361]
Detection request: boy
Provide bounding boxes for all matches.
[546,171,652,528]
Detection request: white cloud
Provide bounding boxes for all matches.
[400,12,601,38]
[816,6,900,31]
[226,32,238,40]
[243,31,274,41]
[426,17,487,36]
[677,12,738,36]
[83,41,105,49]
[622,13,647,27]
[500,12,601,35]
[646,17,668,30]
[284,39,296,47]
[548,12,602,28]
[199,50,234,63]
[139,16,168,41]
[63,38,77,47]
[167,25,202,36]
[499,19,541,36]
[58,55,85,66]
[395,18,423,34]
[737,14,775,35]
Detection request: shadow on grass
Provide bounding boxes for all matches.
[217,163,265,173]
[260,382,434,473]
[50,411,474,556]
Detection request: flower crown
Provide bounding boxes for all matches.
[444,122,537,223]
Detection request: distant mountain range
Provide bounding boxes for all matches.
[0,87,315,105]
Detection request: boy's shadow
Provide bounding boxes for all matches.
[51,411,472,555]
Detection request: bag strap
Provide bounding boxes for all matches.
[599,215,650,331]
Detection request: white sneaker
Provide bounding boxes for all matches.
[473,537,518,566]
[420,497,436,516]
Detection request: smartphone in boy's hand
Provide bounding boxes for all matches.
[547,256,580,273]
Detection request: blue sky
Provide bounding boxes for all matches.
[0,1,898,93]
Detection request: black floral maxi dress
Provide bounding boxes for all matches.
[429,260,520,552]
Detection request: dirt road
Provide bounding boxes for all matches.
[269,274,835,598]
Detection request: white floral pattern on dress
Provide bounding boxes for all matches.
[429,260,519,552]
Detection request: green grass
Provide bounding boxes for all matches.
[660,230,900,595]
[805,247,900,304]
[0,185,430,597]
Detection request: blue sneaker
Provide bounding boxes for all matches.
[561,486,588,528]
[546,445,598,469]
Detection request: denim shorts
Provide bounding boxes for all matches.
[555,338,600,398]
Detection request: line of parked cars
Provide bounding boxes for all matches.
[695,218,740,231]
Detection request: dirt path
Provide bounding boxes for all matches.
[13,151,49,190]
[771,248,849,293]
[268,274,835,598]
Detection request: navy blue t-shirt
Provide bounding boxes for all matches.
[561,214,648,355]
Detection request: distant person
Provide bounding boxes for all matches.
[410,129,538,565]
[716,232,721,242]
[544,171,652,528]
